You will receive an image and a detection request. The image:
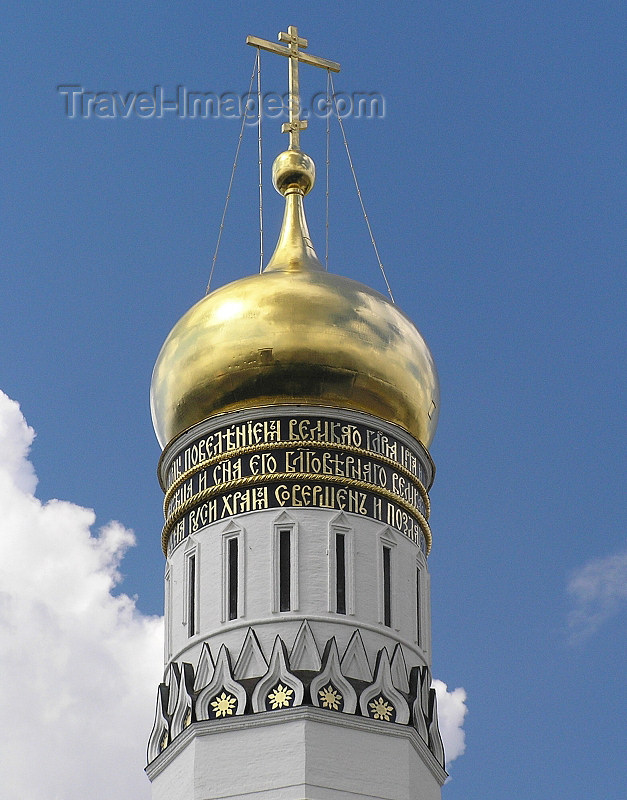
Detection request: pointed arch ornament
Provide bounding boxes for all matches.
[289,620,322,672]
[234,627,268,680]
[146,684,170,764]
[193,642,215,693]
[252,636,304,713]
[427,687,445,767]
[165,662,181,717]
[196,645,247,720]
[170,662,196,739]
[390,643,410,693]
[340,629,372,682]
[359,648,410,725]
[310,638,357,714]
[409,666,429,742]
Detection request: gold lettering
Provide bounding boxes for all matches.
[169,519,185,551]
[252,486,268,510]
[322,485,334,508]
[204,433,214,458]
[212,463,223,484]
[275,484,291,506]
[265,419,281,442]
[377,464,387,487]
[189,505,201,532]
[250,453,277,475]
[167,455,182,487]
[344,423,361,447]
[359,490,368,515]
[348,489,367,515]
[346,455,361,481]
[285,451,299,473]
[168,480,194,515]
[311,419,324,441]
[234,490,249,513]
[221,493,234,517]
[336,488,347,510]
[347,489,357,513]
[250,421,263,444]
[222,426,234,450]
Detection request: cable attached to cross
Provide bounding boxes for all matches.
[328,72,395,303]
[206,51,259,294]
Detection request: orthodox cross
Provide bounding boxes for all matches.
[246,25,340,150]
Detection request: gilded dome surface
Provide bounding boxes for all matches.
[151,150,439,449]
[151,267,439,449]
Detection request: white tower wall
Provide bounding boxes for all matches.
[147,406,446,799]
[165,508,431,671]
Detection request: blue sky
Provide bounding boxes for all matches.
[2,2,626,798]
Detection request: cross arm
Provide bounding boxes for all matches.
[246,35,340,73]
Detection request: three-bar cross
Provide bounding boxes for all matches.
[246,25,340,150]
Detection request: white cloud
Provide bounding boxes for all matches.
[432,679,467,764]
[567,547,627,642]
[0,391,163,800]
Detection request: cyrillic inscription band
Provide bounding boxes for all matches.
[160,414,432,557]
[164,415,426,489]
[165,446,428,518]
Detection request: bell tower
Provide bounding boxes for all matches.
[146,25,446,800]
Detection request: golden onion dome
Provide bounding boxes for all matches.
[151,149,439,450]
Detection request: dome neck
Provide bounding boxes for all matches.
[265,149,323,273]
[265,189,323,273]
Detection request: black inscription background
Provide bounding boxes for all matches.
[164,414,428,489]
[166,446,427,518]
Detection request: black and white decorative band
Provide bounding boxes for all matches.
[147,623,445,770]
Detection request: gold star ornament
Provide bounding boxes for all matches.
[319,684,342,711]
[267,683,294,709]
[368,695,394,722]
[211,692,237,718]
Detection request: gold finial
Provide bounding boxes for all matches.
[246,25,340,150]
[265,148,322,272]
[245,27,340,272]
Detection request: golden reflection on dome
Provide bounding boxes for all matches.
[151,266,440,449]
[151,149,440,449]
[212,298,245,324]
